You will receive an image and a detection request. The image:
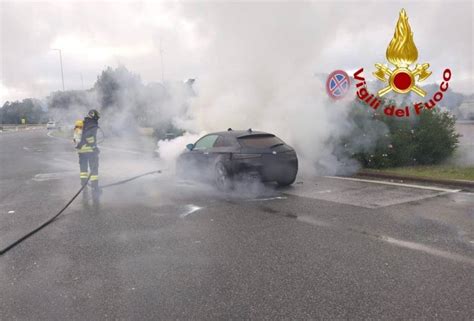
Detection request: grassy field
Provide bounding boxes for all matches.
[364,165,474,181]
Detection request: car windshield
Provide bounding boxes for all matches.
[238,135,284,148]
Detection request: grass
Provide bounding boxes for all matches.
[364,165,474,181]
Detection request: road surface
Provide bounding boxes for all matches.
[1,129,473,320]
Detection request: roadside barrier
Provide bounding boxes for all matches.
[0,124,46,132]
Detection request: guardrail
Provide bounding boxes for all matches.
[0,124,47,132]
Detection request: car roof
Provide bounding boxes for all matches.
[208,130,275,139]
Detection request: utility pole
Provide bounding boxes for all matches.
[160,38,165,83]
[52,49,65,91]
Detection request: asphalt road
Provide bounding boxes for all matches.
[1,129,473,320]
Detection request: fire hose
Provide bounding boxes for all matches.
[0,170,162,256]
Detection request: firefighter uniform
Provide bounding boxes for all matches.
[76,110,100,194]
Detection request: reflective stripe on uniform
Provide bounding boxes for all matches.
[80,172,89,178]
[90,175,99,181]
[78,145,94,153]
[86,136,95,143]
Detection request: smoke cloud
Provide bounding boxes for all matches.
[158,3,363,175]
[3,1,471,178]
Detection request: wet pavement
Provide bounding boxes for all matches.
[1,129,473,320]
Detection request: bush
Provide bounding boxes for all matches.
[344,102,459,168]
[413,109,459,164]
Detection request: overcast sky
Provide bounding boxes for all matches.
[1,0,473,103]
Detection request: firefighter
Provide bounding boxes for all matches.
[76,109,101,200]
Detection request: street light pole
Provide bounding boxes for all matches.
[160,38,164,83]
[52,49,65,91]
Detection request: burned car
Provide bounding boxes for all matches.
[176,129,298,189]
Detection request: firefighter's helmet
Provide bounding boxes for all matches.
[75,120,83,128]
[87,109,100,120]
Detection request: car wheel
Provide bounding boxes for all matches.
[276,169,297,187]
[276,176,296,187]
[214,162,233,191]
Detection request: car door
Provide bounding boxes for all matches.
[207,135,239,172]
[191,134,219,173]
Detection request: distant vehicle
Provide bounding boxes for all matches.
[176,129,298,189]
[46,121,56,130]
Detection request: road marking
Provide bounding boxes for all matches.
[373,191,453,208]
[296,216,474,266]
[46,131,57,138]
[180,204,202,218]
[313,189,332,194]
[32,172,75,182]
[297,216,332,227]
[176,180,198,186]
[286,180,457,208]
[380,235,474,266]
[246,196,287,202]
[325,176,461,193]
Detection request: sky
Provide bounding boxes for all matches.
[1,0,473,104]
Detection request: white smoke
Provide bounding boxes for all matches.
[157,131,203,169]
[159,2,358,175]
[45,2,390,177]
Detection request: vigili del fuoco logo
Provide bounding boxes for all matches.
[332,9,452,117]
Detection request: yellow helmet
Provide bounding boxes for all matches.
[75,120,83,128]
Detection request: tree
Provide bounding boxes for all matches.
[0,99,47,124]
[93,66,143,110]
[47,90,91,110]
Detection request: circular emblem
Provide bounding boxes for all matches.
[389,68,414,94]
[326,70,350,99]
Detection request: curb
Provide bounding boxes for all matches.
[355,169,474,191]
